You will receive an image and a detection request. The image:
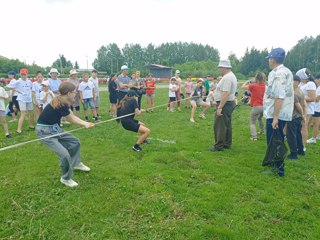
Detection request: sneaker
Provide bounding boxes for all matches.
[250,136,258,141]
[287,153,298,160]
[6,134,12,139]
[60,178,78,187]
[190,118,195,123]
[16,131,25,135]
[306,138,317,144]
[303,147,307,152]
[132,146,142,152]
[74,162,90,172]
[143,139,151,144]
[199,113,206,119]
[170,109,175,112]
[178,108,181,112]
[9,119,17,122]
[167,107,169,111]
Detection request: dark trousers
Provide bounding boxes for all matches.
[266,118,287,174]
[286,117,303,157]
[9,96,20,113]
[137,95,142,110]
[118,91,127,102]
[214,101,236,150]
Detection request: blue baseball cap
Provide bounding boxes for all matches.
[266,48,286,61]
[7,71,17,76]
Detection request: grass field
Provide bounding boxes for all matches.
[1,88,320,240]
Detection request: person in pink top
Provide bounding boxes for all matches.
[184,75,193,108]
[241,72,266,141]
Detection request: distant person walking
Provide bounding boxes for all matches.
[209,60,237,152]
[263,48,294,177]
[241,72,266,140]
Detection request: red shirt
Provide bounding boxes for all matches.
[145,80,156,94]
[249,83,265,106]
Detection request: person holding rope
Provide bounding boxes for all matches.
[117,89,150,152]
[190,79,211,123]
[36,82,94,187]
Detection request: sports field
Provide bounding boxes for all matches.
[1,88,319,239]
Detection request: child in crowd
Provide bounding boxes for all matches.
[89,69,100,118]
[184,75,193,108]
[7,68,34,134]
[190,79,211,123]
[168,77,179,112]
[40,81,55,110]
[7,71,19,122]
[108,74,118,117]
[145,74,156,112]
[117,90,150,152]
[0,84,11,138]
[67,69,81,117]
[79,73,98,122]
[32,71,44,119]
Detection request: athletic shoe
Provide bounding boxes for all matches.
[190,118,195,123]
[6,134,12,139]
[250,137,258,141]
[306,138,317,144]
[132,146,142,152]
[143,139,151,145]
[303,147,307,152]
[199,113,206,119]
[74,162,90,172]
[60,178,78,187]
[208,147,223,152]
[287,153,298,160]
[9,119,17,122]
[170,109,175,112]
[16,131,25,135]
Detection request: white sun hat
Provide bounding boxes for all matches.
[218,59,232,69]
[49,68,60,76]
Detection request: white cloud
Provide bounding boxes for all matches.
[0,0,318,68]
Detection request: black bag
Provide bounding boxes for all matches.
[262,129,288,167]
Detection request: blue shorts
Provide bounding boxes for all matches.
[147,94,155,98]
[83,98,95,110]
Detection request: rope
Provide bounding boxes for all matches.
[0,96,194,152]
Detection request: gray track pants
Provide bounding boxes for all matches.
[36,124,81,180]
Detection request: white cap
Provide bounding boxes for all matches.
[49,68,60,76]
[69,69,78,76]
[121,65,129,70]
[218,59,232,69]
[41,80,50,87]
[296,68,309,80]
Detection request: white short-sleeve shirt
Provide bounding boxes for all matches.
[299,81,317,115]
[79,81,95,99]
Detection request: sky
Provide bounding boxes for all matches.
[0,0,319,69]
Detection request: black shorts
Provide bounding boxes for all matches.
[313,112,320,117]
[169,97,176,102]
[109,93,118,104]
[121,119,140,132]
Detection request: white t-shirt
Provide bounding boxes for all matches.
[299,81,317,115]
[0,87,9,111]
[89,77,99,97]
[32,82,43,102]
[7,78,33,103]
[79,81,95,99]
[169,84,179,97]
[9,79,19,97]
[40,91,54,109]
[315,86,320,113]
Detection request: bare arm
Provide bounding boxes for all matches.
[305,90,316,102]
[241,80,251,91]
[135,108,142,116]
[294,102,303,115]
[65,111,94,128]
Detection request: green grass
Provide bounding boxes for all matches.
[1,89,320,240]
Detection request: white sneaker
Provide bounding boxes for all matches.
[74,162,91,172]
[306,138,317,144]
[190,118,195,123]
[199,113,206,119]
[60,178,78,187]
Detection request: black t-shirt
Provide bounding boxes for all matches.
[38,104,70,125]
[117,99,138,121]
[108,80,118,94]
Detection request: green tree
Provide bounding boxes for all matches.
[74,61,79,69]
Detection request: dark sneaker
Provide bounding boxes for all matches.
[298,150,305,156]
[6,134,12,139]
[143,139,150,145]
[208,147,223,152]
[277,163,285,177]
[287,153,298,160]
[132,146,142,152]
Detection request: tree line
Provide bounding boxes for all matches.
[1,35,319,79]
